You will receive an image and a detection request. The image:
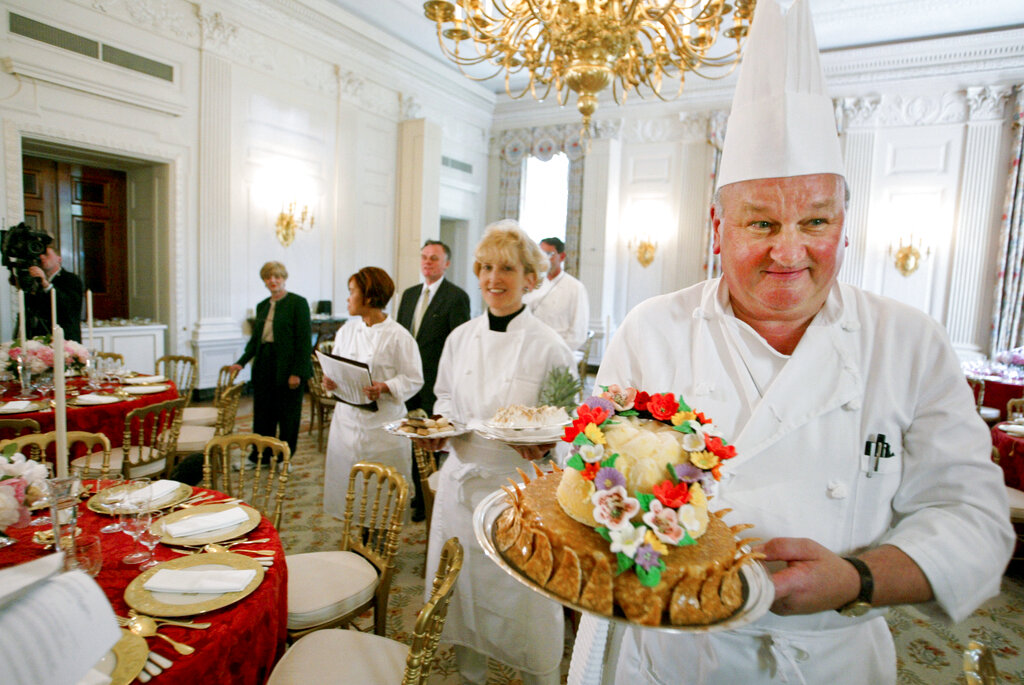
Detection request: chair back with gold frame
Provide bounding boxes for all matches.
[214,383,245,435]
[94,351,125,365]
[0,431,112,477]
[155,355,198,408]
[343,462,408,635]
[1008,398,1024,421]
[306,353,336,451]
[412,443,438,531]
[402,536,463,685]
[214,365,240,404]
[0,418,42,460]
[203,433,291,529]
[967,377,985,409]
[122,397,186,479]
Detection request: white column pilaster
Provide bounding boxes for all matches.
[838,96,879,289]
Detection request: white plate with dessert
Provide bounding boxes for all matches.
[473,487,774,634]
[475,404,570,445]
[384,415,466,440]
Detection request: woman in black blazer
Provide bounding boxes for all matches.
[231,261,312,460]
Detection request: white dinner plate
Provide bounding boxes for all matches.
[123,375,166,385]
[122,384,170,395]
[383,419,466,440]
[474,425,565,445]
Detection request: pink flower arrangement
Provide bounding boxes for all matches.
[0,448,49,530]
[1,336,90,377]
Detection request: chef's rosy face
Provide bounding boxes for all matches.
[477,259,534,317]
[346,279,366,317]
[713,173,846,330]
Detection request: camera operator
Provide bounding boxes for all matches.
[24,242,83,343]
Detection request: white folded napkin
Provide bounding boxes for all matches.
[124,375,165,385]
[123,385,168,395]
[75,394,120,405]
[1,400,33,412]
[1000,424,1024,436]
[163,507,250,538]
[105,480,182,507]
[143,568,257,594]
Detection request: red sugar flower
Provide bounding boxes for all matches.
[652,479,691,508]
[647,393,680,421]
[581,462,601,481]
[694,412,711,424]
[634,391,651,412]
[577,404,610,427]
[704,434,737,460]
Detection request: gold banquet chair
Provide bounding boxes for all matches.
[286,462,409,639]
[1008,398,1024,422]
[269,537,463,685]
[967,377,1001,424]
[183,365,239,427]
[155,354,198,409]
[5,431,112,477]
[203,433,291,530]
[307,353,337,451]
[76,398,186,479]
[174,383,244,458]
[412,443,439,532]
[0,418,42,460]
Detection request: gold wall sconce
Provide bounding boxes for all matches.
[275,202,314,247]
[629,236,658,268]
[889,235,931,277]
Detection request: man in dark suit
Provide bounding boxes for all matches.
[397,239,471,520]
[25,243,84,342]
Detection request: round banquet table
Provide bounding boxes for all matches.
[967,374,1024,422]
[0,378,179,448]
[0,486,287,685]
[992,422,1024,490]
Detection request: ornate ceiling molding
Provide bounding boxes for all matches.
[965,85,1015,121]
[88,0,198,43]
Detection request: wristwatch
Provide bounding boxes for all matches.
[837,556,873,617]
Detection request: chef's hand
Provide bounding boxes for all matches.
[27,265,49,289]
[511,443,555,461]
[323,377,337,391]
[757,537,861,615]
[363,382,390,401]
[412,436,448,452]
[288,374,300,390]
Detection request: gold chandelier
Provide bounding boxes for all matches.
[424,0,756,130]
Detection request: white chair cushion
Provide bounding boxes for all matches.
[285,551,379,630]
[268,629,407,685]
[427,470,440,494]
[182,406,218,427]
[1008,486,1024,521]
[980,407,1000,421]
[175,425,216,453]
[71,447,166,479]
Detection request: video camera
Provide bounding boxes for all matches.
[1,222,52,294]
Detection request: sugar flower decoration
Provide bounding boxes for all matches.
[608,524,646,558]
[634,544,662,572]
[599,385,637,412]
[677,504,703,533]
[594,467,625,491]
[591,486,640,531]
[578,443,605,464]
[642,499,686,545]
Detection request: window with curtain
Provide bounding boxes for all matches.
[519,152,569,244]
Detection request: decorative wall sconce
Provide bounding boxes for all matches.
[889,235,931,277]
[629,235,658,268]
[275,202,315,247]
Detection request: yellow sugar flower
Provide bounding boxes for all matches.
[690,450,720,469]
[644,529,669,555]
[584,423,606,445]
[671,410,696,426]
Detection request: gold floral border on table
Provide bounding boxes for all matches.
[87,482,194,515]
[124,552,265,617]
[152,503,261,546]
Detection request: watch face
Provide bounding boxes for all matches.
[840,601,871,617]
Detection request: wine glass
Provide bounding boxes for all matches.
[98,475,126,534]
[121,508,153,565]
[138,515,163,569]
[73,534,103,577]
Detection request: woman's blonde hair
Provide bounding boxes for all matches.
[259,261,288,280]
[473,220,547,278]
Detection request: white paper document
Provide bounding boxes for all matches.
[315,350,377,410]
[0,558,120,685]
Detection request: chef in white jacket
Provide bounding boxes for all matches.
[567,1,1014,683]
[323,266,423,519]
[524,236,590,354]
[422,220,576,685]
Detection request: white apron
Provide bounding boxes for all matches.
[323,317,423,519]
[569,279,1011,684]
[425,311,576,676]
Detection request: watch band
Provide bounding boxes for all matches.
[837,556,874,616]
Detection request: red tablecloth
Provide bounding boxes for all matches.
[0,379,179,448]
[992,422,1024,490]
[0,487,287,685]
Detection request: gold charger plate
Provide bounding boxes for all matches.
[152,502,261,545]
[94,629,148,685]
[69,394,123,406]
[0,400,47,414]
[122,384,170,395]
[124,552,265,617]
[88,482,194,515]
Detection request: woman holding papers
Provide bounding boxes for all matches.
[422,221,575,685]
[322,267,423,519]
[230,261,312,460]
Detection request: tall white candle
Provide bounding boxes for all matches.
[53,324,68,478]
[86,289,94,348]
[50,287,57,332]
[17,288,26,344]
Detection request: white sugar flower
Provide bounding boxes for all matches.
[578,443,605,464]
[609,524,646,558]
[681,432,706,452]
[676,504,702,533]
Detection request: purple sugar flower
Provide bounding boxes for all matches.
[634,544,661,571]
[594,467,625,491]
[583,396,615,417]
[673,462,704,483]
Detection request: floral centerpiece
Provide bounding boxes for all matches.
[561,384,737,587]
[0,335,90,378]
[0,444,49,532]
[995,346,1024,369]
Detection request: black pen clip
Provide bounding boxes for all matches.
[863,433,892,478]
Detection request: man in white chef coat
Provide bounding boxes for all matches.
[567,1,1014,683]
[524,237,589,355]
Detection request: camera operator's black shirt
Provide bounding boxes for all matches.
[23,268,84,342]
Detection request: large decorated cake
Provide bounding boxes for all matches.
[496,385,761,626]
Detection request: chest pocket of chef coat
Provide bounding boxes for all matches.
[852,424,904,529]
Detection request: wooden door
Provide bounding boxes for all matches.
[22,156,129,319]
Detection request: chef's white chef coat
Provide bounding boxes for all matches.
[425,309,576,676]
[323,316,422,519]
[524,270,590,351]
[569,278,1013,685]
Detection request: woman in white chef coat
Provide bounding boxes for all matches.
[420,220,576,685]
[322,266,423,519]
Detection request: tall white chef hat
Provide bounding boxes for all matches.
[715,0,844,189]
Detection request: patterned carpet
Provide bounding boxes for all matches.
[233,397,1024,683]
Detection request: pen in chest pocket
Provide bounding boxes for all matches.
[864,433,893,477]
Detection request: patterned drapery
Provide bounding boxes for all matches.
[702,111,728,279]
[496,125,586,276]
[990,85,1024,354]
